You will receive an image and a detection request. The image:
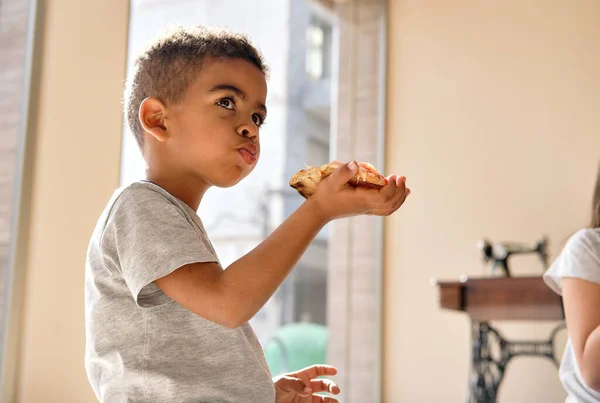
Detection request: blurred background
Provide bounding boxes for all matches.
[0,0,599,402]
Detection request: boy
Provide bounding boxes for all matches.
[84,26,410,402]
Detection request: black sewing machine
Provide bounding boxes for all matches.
[477,236,549,277]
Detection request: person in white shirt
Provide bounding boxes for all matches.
[544,162,600,403]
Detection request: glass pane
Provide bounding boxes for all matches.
[0,0,33,358]
[122,0,335,377]
[306,24,324,80]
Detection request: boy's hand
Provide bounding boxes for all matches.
[308,160,410,222]
[273,365,340,403]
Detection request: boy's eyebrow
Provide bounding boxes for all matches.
[209,84,267,115]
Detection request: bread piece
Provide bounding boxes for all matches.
[289,161,387,198]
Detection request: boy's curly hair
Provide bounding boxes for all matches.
[124,25,268,148]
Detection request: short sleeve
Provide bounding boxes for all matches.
[100,186,219,308]
[543,228,600,295]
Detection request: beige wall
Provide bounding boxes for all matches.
[384,1,600,402]
[2,0,129,401]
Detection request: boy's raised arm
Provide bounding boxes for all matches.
[155,162,409,328]
[155,196,326,328]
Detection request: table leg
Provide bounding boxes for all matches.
[465,321,565,403]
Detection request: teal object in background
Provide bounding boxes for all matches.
[263,322,328,376]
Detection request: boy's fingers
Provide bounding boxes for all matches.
[395,175,407,188]
[390,179,408,206]
[310,379,340,395]
[388,177,407,204]
[395,187,411,209]
[379,175,398,200]
[366,175,405,207]
[312,396,339,403]
[325,161,359,187]
[290,364,338,380]
[276,376,311,396]
[380,175,406,198]
[390,187,410,211]
[369,187,410,216]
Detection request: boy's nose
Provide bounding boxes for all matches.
[237,125,258,141]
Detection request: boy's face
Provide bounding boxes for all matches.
[161,58,267,188]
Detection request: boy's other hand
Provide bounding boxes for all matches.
[308,160,410,222]
[273,365,340,403]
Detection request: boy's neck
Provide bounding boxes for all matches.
[145,169,209,211]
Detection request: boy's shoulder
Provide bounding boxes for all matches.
[95,181,197,237]
[107,180,189,215]
[89,180,212,266]
[113,180,174,202]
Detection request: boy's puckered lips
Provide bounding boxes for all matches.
[237,142,258,165]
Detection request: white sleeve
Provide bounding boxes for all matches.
[543,228,600,295]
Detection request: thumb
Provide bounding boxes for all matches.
[276,376,312,397]
[326,160,358,186]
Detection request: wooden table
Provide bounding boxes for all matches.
[435,276,565,403]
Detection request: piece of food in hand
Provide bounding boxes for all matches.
[289,161,388,198]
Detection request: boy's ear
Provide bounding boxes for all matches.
[139,97,168,142]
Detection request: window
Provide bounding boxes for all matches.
[306,18,332,80]
[0,0,34,375]
[306,24,325,80]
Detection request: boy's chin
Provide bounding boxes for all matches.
[211,172,249,188]
[205,164,254,188]
[214,179,240,188]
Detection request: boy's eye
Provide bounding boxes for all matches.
[252,114,265,127]
[217,98,235,110]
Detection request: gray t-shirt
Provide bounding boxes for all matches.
[84,181,275,402]
[543,228,600,403]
